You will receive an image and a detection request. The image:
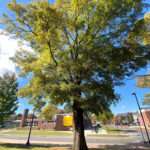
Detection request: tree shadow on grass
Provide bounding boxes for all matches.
[0,142,149,150]
[90,142,150,150]
[0,143,72,149]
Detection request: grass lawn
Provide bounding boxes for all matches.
[0,128,73,136]
[0,143,103,150]
[0,127,129,138]
[0,144,70,150]
[103,127,122,133]
[0,143,149,150]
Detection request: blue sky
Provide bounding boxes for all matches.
[0,0,150,115]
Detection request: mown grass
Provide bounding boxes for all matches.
[0,143,70,150]
[0,127,130,138]
[0,144,102,150]
[104,127,122,133]
[0,128,72,136]
[0,143,149,150]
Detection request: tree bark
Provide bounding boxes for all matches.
[72,103,88,150]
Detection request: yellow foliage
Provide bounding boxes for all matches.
[144,12,150,23]
[35,49,51,67]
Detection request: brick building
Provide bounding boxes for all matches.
[138,108,150,128]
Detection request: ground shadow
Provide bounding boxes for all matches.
[91,142,150,150]
[0,143,72,149]
[0,142,149,150]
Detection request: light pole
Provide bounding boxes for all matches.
[137,118,146,143]
[26,110,35,146]
[132,92,150,144]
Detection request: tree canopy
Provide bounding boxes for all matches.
[3,0,150,114]
[134,12,150,105]
[143,93,150,105]
[2,0,150,149]
[0,73,18,126]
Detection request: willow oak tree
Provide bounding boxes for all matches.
[3,0,150,149]
[0,73,18,127]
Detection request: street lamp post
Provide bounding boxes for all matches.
[137,118,146,143]
[132,92,150,144]
[26,111,35,146]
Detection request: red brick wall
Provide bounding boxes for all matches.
[37,121,55,129]
[138,110,150,127]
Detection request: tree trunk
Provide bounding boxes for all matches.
[73,103,88,150]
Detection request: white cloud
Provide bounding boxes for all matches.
[0,29,32,75]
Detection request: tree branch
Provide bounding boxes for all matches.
[47,41,58,66]
[63,27,75,59]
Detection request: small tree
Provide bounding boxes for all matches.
[127,113,134,125]
[0,73,18,127]
[96,110,113,125]
[40,104,58,121]
[3,1,150,149]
